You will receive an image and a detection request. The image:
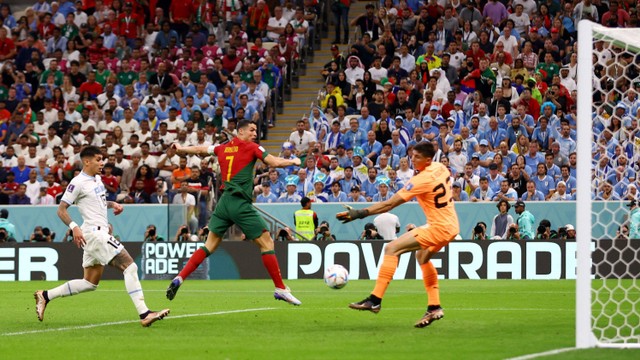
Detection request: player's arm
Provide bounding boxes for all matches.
[337,193,406,223]
[263,154,301,168]
[57,201,85,248]
[107,201,124,215]
[171,143,216,157]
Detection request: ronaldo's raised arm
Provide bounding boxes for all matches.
[263,154,301,168]
[171,143,216,157]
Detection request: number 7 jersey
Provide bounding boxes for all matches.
[212,137,269,201]
[60,172,110,231]
[396,162,460,232]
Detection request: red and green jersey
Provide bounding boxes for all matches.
[214,137,268,200]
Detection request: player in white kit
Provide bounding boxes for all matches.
[34,146,169,327]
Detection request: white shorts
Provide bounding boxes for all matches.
[82,229,124,268]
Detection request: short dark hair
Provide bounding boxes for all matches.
[237,120,254,130]
[413,142,436,159]
[301,197,311,207]
[80,145,101,159]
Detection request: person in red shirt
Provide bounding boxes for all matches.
[0,27,16,62]
[37,13,56,40]
[78,70,104,98]
[169,0,194,39]
[101,163,120,201]
[44,173,64,199]
[87,36,107,65]
[118,3,142,46]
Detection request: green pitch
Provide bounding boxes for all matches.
[1,280,638,359]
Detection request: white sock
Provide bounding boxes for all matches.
[47,279,97,300]
[123,263,149,316]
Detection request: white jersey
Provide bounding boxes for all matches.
[61,172,109,231]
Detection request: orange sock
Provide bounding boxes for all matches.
[372,255,398,299]
[420,261,440,306]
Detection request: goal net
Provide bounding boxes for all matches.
[577,21,640,348]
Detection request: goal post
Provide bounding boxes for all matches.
[576,20,640,349]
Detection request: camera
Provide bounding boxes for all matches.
[557,226,567,238]
[202,227,209,237]
[0,228,7,241]
[365,229,372,238]
[473,224,484,234]
[537,225,546,234]
[319,225,329,233]
[148,228,156,237]
[508,226,516,234]
[180,227,189,235]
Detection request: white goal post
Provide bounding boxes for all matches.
[576,20,640,349]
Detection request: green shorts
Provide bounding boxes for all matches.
[208,193,268,240]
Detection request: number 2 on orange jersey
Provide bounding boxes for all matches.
[226,156,234,181]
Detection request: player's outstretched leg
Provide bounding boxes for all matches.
[349,254,398,314]
[414,306,444,328]
[33,279,98,322]
[255,232,301,306]
[167,245,212,300]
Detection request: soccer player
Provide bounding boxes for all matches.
[166,120,302,305]
[34,146,169,327]
[337,142,460,328]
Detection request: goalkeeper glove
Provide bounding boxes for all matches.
[336,205,369,223]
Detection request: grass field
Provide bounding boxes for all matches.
[1,279,639,359]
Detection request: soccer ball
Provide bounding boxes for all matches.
[324,264,349,289]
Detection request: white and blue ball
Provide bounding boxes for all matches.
[324,264,349,289]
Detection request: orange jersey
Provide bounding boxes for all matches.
[396,162,460,235]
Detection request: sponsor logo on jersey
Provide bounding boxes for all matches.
[224,146,238,153]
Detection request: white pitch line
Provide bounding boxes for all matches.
[3,307,276,337]
[505,347,577,360]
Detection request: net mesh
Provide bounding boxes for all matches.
[590,24,640,346]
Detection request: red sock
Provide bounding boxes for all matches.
[261,252,286,289]
[178,247,210,280]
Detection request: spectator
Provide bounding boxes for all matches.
[513,200,535,239]
[327,181,348,203]
[490,200,514,239]
[172,181,198,233]
[279,175,303,203]
[348,185,366,202]
[256,181,278,203]
[0,208,16,240]
[294,196,318,241]
[451,181,470,201]
[521,180,545,201]
[9,184,30,205]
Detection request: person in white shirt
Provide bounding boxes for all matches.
[267,7,288,42]
[172,180,199,233]
[41,100,59,124]
[118,108,140,135]
[34,146,169,327]
[373,212,401,240]
[496,26,519,57]
[24,169,43,204]
[35,186,56,205]
[398,44,415,73]
[289,119,316,156]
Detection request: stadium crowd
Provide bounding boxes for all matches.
[255,0,640,208]
[0,0,636,239]
[0,0,322,231]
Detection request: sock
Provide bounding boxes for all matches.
[123,263,149,316]
[261,251,286,289]
[420,261,440,307]
[178,246,211,281]
[46,279,97,300]
[372,255,399,299]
